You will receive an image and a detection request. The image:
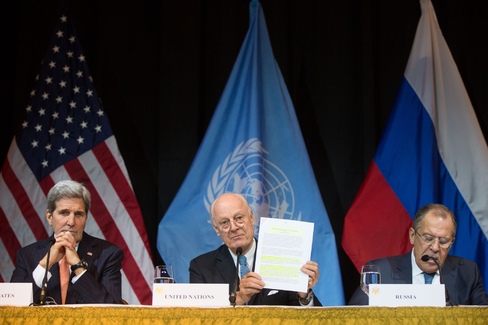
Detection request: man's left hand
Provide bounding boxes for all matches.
[298,260,319,297]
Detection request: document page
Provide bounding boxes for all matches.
[254,217,314,293]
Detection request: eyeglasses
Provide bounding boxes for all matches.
[217,215,247,232]
[415,231,453,249]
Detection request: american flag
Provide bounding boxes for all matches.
[0,12,154,304]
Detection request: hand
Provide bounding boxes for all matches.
[236,272,265,304]
[298,260,319,297]
[40,231,79,269]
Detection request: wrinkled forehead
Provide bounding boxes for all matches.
[53,196,87,212]
[419,211,455,234]
[215,198,246,215]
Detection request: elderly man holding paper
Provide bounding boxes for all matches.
[189,192,321,306]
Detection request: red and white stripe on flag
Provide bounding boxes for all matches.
[0,136,154,304]
[0,11,154,304]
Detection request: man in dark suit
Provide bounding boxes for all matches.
[349,203,488,306]
[10,180,124,305]
[189,193,321,306]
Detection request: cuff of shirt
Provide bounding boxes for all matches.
[33,264,51,288]
[71,269,87,283]
[298,290,314,306]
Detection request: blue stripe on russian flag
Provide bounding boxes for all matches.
[376,77,488,281]
[343,0,488,291]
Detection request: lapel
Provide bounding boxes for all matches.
[37,236,55,261]
[215,245,235,285]
[76,232,96,268]
[391,253,413,284]
[252,238,258,271]
[440,255,457,286]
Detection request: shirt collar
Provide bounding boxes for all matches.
[229,238,256,270]
[411,248,438,276]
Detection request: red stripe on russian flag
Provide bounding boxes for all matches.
[342,161,413,271]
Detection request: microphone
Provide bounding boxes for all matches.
[229,247,242,307]
[39,237,56,305]
[421,255,450,305]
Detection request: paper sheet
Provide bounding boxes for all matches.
[254,217,314,293]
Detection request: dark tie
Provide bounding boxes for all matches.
[423,272,435,284]
[238,255,250,278]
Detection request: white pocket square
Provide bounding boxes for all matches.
[267,290,279,296]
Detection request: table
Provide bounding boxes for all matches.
[1,305,487,324]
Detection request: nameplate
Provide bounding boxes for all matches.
[152,283,229,307]
[369,284,446,307]
[0,283,33,306]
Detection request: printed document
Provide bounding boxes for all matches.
[255,217,314,293]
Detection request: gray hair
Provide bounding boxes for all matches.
[209,193,252,226]
[46,180,91,214]
[413,203,457,238]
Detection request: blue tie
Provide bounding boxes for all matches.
[423,272,435,284]
[238,255,250,278]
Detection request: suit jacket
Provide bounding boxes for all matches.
[10,232,124,304]
[348,252,488,306]
[189,243,321,306]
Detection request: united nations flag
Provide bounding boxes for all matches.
[157,0,344,306]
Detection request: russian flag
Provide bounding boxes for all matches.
[342,0,488,290]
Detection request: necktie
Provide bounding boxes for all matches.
[238,255,250,278]
[423,272,435,284]
[59,256,70,304]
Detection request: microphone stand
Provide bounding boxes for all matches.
[39,237,55,305]
[421,255,450,305]
[229,247,242,307]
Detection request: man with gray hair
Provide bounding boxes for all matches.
[189,192,321,306]
[11,180,124,305]
[348,203,488,306]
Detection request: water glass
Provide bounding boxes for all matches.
[360,264,380,296]
[154,265,175,283]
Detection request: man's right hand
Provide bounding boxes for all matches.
[236,272,265,305]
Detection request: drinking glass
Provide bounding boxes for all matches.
[154,265,175,283]
[360,264,380,296]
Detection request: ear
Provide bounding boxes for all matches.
[46,210,53,225]
[409,227,415,245]
[249,211,255,227]
[213,225,220,237]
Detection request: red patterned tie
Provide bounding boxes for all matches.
[59,256,70,304]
